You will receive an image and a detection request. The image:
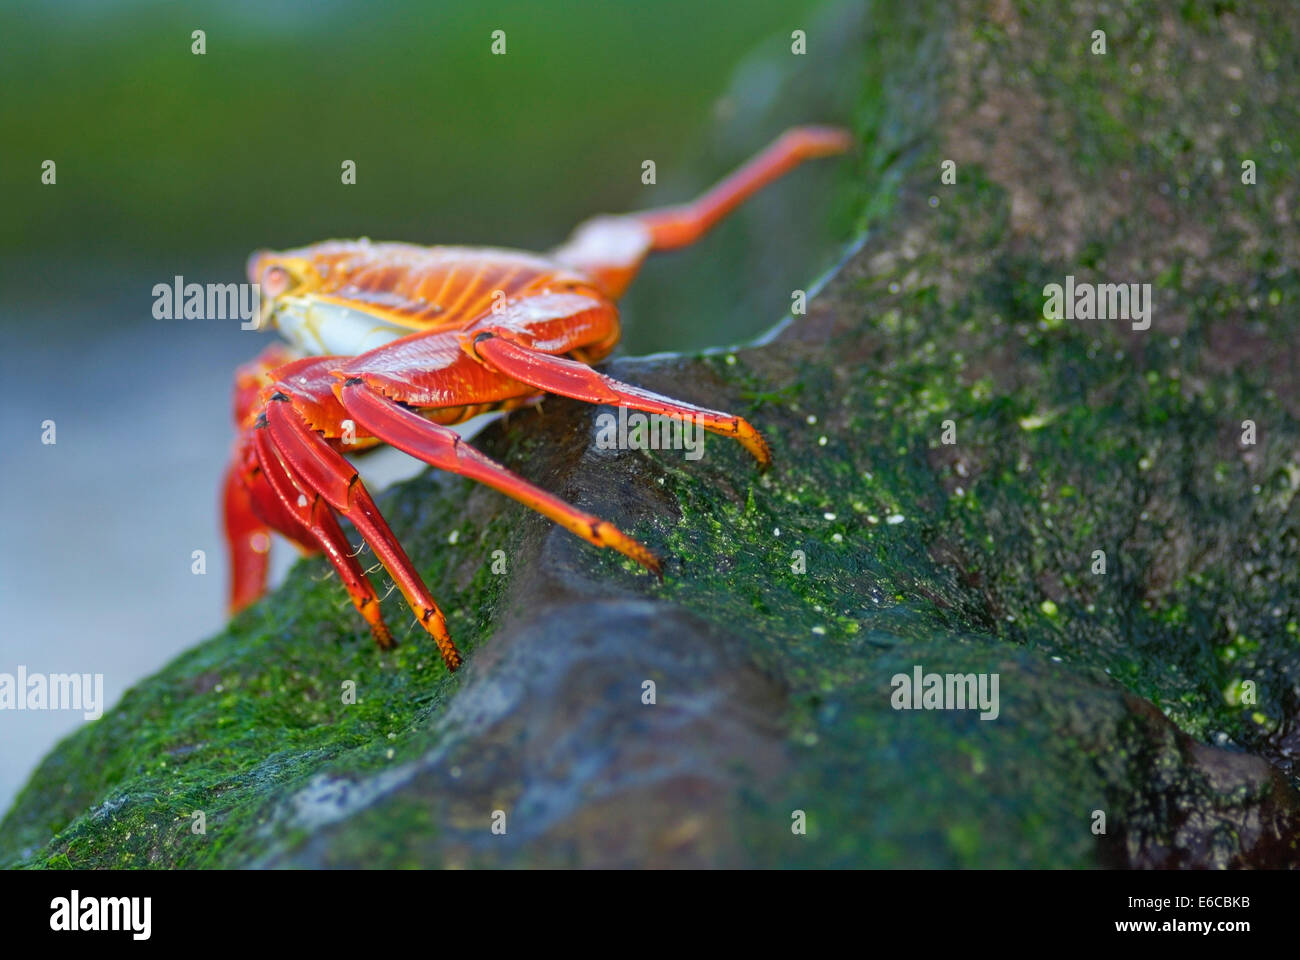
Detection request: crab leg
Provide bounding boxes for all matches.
[224,343,310,612]
[554,125,853,298]
[251,428,394,649]
[636,125,854,250]
[466,332,771,466]
[226,425,337,612]
[262,396,462,670]
[337,380,662,576]
[222,460,273,613]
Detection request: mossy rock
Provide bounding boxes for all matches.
[4,0,1299,868]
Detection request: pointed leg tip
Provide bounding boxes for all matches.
[590,520,662,578]
[639,546,664,580]
[438,637,463,671]
[789,125,855,157]
[417,606,462,672]
[436,640,463,672]
[627,546,662,579]
[227,591,261,617]
[643,551,664,580]
[741,427,773,469]
[371,624,397,651]
[228,576,267,616]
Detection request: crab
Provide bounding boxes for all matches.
[224,126,852,670]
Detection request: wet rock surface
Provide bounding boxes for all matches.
[4,0,1299,867]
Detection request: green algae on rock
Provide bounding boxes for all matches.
[3,0,1299,867]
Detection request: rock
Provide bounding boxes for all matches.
[4,0,1299,868]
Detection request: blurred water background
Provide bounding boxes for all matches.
[0,0,863,812]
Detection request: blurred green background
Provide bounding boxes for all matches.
[0,0,862,815]
[1,0,861,352]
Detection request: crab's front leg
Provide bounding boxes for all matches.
[223,343,304,613]
[249,427,396,649]
[223,455,274,613]
[463,320,772,467]
[335,379,662,576]
[260,393,462,670]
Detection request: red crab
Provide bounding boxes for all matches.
[224,126,852,670]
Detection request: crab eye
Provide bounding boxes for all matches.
[261,265,292,297]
